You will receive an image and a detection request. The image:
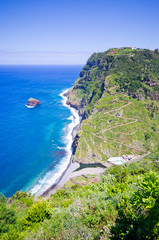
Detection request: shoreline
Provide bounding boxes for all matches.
[40,89,107,198]
[40,89,81,198]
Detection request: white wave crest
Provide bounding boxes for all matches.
[26,105,34,108]
[67,116,73,120]
[57,146,66,150]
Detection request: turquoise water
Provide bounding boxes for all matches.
[0,65,82,197]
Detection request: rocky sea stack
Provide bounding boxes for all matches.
[26,98,41,108]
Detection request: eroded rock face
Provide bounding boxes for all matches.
[26,98,41,107]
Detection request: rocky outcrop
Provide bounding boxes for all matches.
[149,92,159,101]
[26,98,41,107]
[132,93,145,101]
[72,134,80,155]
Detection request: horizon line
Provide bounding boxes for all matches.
[0,63,85,66]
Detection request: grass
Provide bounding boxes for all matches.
[74,91,159,164]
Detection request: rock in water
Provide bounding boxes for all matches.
[26,98,41,108]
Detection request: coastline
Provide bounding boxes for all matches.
[40,89,106,198]
[40,89,81,198]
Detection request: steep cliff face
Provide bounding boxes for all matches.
[68,48,159,164]
[67,48,159,119]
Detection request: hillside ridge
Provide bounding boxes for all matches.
[67,47,159,164]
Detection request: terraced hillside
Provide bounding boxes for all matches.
[68,48,159,164]
[74,91,159,164]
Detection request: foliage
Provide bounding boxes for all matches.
[111,172,159,240]
[9,191,33,206]
[67,48,159,164]
[68,47,159,117]
[0,158,159,239]
[73,93,159,163]
[23,201,52,225]
[0,202,16,234]
[0,193,7,204]
[1,227,24,240]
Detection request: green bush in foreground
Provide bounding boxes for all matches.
[111,171,159,240]
[0,159,159,239]
[23,201,52,226]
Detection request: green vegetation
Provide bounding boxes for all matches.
[0,159,158,239]
[68,47,159,164]
[68,47,159,117]
[74,93,159,163]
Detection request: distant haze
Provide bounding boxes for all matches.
[0,50,91,65]
[0,0,159,64]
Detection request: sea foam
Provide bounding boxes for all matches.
[30,89,80,196]
[25,105,34,108]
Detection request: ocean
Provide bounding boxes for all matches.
[0,65,82,197]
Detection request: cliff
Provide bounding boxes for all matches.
[67,48,159,118]
[68,48,159,164]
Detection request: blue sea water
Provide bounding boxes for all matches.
[0,65,82,197]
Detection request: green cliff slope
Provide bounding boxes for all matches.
[68,48,159,164]
[68,47,159,116]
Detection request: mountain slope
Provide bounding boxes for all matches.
[68,48,159,164]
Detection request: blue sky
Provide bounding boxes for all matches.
[0,0,159,64]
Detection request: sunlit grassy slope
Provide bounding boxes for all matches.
[67,47,159,164]
[74,91,159,163]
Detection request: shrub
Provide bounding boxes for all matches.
[111,171,159,240]
[23,201,52,225]
[0,205,16,234]
[1,227,24,240]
